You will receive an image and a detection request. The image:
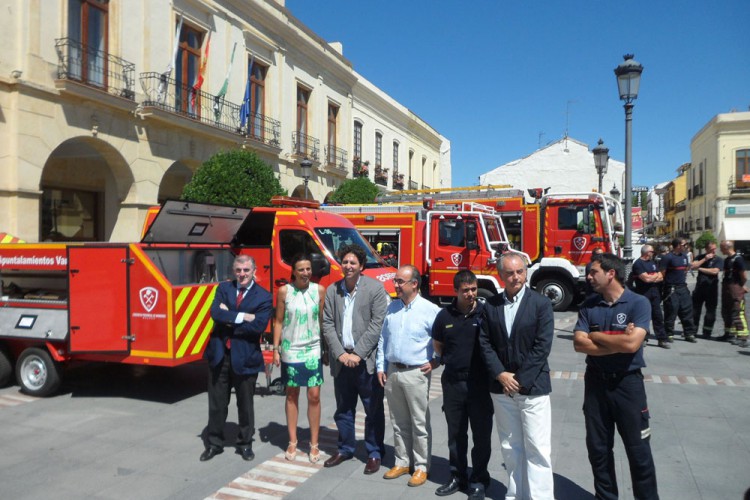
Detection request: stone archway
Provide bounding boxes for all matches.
[159,161,195,203]
[291,184,315,201]
[41,137,133,241]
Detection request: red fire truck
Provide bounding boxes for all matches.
[0,198,396,396]
[322,200,530,303]
[328,186,623,311]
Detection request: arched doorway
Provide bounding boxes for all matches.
[291,184,315,201]
[159,161,195,203]
[40,137,132,241]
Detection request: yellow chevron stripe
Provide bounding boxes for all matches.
[176,286,215,358]
[191,319,215,355]
[175,285,209,342]
[175,287,191,315]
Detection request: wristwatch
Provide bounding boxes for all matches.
[432,353,442,365]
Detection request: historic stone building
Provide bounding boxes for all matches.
[0,0,449,242]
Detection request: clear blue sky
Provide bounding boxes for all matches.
[286,0,749,190]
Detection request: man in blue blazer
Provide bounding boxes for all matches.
[200,254,273,462]
[479,253,555,500]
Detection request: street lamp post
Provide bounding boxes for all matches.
[300,158,312,200]
[592,138,609,194]
[614,54,643,264]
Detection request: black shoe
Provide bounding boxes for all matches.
[720,334,735,342]
[323,452,352,468]
[239,447,255,461]
[466,486,486,500]
[435,476,466,496]
[685,335,697,343]
[658,340,671,349]
[200,447,223,461]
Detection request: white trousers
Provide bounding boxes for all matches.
[492,393,554,500]
[385,366,432,471]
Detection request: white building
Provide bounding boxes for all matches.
[479,137,624,196]
[0,0,449,242]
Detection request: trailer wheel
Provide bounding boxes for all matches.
[16,348,62,397]
[0,347,12,388]
[537,278,574,312]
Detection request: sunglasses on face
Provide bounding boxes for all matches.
[392,278,414,285]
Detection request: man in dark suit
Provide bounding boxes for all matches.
[200,254,273,462]
[479,253,555,500]
[322,244,389,474]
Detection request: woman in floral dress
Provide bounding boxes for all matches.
[273,254,326,463]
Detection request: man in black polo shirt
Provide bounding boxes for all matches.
[433,270,493,500]
[691,241,723,339]
[659,238,697,343]
[574,253,659,500]
[632,244,669,348]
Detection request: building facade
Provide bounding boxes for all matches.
[688,111,750,253]
[0,0,449,242]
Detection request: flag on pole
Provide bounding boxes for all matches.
[213,41,237,122]
[157,11,183,103]
[239,54,255,132]
[190,31,211,111]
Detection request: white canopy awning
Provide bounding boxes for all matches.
[720,218,750,242]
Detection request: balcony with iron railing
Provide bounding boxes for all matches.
[728,175,750,194]
[139,72,281,147]
[374,165,389,186]
[55,38,135,100]
[409,180,419,190]
[292,131,320,162]
[324,145,349,176]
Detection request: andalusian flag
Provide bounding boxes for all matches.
[213,41,237,122]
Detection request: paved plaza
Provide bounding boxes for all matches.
[1,283,749,499]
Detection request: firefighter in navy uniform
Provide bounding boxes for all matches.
[632,245,669,348]
[659,238,697,343]
[574,253,659,500]
[432,270,493,500]
[691,241,723,339]
[720,240,749,346]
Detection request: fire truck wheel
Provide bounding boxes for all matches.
[16,347,62,397]
[477,288,495,300]
[536,278,574,312]
[0,347,12,388]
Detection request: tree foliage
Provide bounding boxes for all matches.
[327,177,380,204]
[181,150,286,207]
[695,231,717,250]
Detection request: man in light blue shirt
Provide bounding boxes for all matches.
[377,265,441,487]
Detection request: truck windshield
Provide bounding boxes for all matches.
[315,227,385,268]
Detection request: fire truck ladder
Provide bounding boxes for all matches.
[374,185,524,204]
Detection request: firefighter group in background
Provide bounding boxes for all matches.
[201,239,748,500]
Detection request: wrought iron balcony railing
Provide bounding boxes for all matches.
[409,180,419,190]
[392,171,405,190]
[55,37,135,100]
[324,145,348,173]
[292,131,320,162]
[729,175,750,193]
[138,72,281,146]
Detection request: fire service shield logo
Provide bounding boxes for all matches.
[616,313,627,325]
[451,253,463,267]
[573,237,587,251]
[139,287,159,313]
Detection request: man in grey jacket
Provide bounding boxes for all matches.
[322,244,389,474]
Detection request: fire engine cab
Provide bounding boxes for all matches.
[322,200,530,303]
[333,185,623,311]
[0,198,396,396]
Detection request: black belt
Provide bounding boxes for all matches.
[588,368,641,380]
[391,362,423,370]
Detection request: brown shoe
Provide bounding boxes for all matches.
[383,466,410,479]
[408,469,428,487]
[323,452,352,468]
[364,457,381,474]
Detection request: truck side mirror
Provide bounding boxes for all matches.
[310,253,331,278]
[466,221,479,250]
